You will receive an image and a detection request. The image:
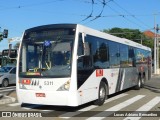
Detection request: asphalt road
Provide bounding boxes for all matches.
[0,74,160,120]
[0,87,159,120]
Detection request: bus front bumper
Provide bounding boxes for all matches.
[17,89,79,106]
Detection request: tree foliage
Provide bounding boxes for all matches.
[102,27,154,49]
[0,34,3,42]
[14,42,20,50]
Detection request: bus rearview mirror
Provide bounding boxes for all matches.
[84,42,90,56]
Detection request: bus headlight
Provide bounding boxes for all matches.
[57,80,70,91]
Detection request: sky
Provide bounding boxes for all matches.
[0,0,160,51]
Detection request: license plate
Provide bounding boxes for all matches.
[35,93,46,97]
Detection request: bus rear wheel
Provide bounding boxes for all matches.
[141,74,146,88]
[135,73,146,90]
[94,81,107,106]
[135,76,142,90]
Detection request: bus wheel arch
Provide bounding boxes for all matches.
[94,78,108,106]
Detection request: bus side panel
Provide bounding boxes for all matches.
[77,69,120,105]
[116,67,137,91]
[77,68,138,105]
[107,68,137,94]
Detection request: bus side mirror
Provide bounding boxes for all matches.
[77,33,90,59]
[82,32,90,56]
[84,42,90,56]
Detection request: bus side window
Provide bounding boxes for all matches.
[129,47,136,67]
[109,41,120,68]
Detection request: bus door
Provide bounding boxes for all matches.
[77,33,95,103]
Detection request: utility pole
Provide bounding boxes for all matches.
[154,13,160,74]
[156,24,160,74]
[154,14,157,74]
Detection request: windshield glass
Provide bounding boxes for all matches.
[19,28,75,78]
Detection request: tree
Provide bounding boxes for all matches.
[14,42,20,50]
[102,27,153,49]
[0,34,3,41]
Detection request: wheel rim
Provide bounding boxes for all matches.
[138,79,141,87]
[3,80,8,87]
[141,78,144,85]
[100,87,105,100]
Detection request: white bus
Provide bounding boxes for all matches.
[16,24,151,106]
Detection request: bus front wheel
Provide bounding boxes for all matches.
[94,81,107,106]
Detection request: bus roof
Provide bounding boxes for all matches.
[77,24,151,51]
[25,24,77,33]
[24,23,151,51]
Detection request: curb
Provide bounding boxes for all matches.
[0,94,3,99]
[144,85,160,92]
[0,95,16,105]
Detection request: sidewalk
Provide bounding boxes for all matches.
[0,90,17,105]
[144,74,160,92]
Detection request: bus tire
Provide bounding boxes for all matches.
[2,79,9,87]
[94,81,107,106]
[135,76,141,90]
[141,73,146,88]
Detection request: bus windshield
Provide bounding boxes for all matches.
[19,28,75,78]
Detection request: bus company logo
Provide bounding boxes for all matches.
[96,69,103,77]
[31,79,40,86]
[2,112,11,117]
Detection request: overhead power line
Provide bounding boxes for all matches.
[80,0,155,30]
[0,0,64,11]
[90,0,108,21]
[112,0,152,29]
[81,0,113,23]
[81,0,95,21]
[0,0,159,31]
[106,3,148,30]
